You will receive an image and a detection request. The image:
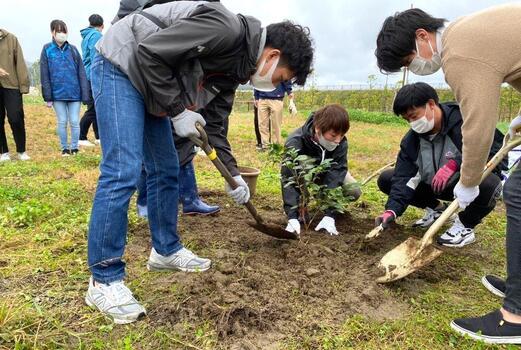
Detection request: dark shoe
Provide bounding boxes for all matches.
[451,309,521,344]
[62,149,71,157]
[179,162,220,216]
[71,149,79,155]
[482,275,506,298]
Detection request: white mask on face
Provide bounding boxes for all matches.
[55,32,68,45]
[408,36,442,76]
[318,133,339,151]
[250,55,279,92]
[409,104,435,134]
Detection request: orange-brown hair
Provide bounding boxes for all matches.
[313,104,349,134]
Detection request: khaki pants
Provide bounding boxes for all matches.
[258,99,283,145]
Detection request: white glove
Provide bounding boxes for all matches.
[0,68,9,77]
[508,115,521,139]
[225,175,250,204]
[314,216,339,235]
[454,181,480,209]
[288,99,297,115]
[285,219,301,235]
[171,109,206,138]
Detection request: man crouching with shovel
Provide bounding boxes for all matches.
[375,83,506,247]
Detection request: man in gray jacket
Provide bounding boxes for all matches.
[85,1,314,324]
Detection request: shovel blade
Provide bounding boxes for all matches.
[247,221,299,240]
[376,237,443,283]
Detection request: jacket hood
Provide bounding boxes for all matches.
[0,29,8,40]
[416,102,460,140]
[235,14,263,83]
[80,27,99,40]
[299,113,347,154]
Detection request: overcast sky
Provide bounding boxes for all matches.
[1,0,514,86]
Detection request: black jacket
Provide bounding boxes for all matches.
[281,114,348,219]
[386,102,507,216]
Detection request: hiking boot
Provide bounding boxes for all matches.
[147,247,211,273]
[451,309,521,344]
[18,152,30,161]
[412,206,444,228]
[79,140,95,147]
[85,276,146,325]
[0,153,11,162]
[436,216,475,247]
[61,149,70,157]
[482,275,506,298]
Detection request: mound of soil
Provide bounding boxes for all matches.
[131,193,428,348]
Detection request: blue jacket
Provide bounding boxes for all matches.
[254,80,293,100]
[40,41,90,102]
[80,27,102,80]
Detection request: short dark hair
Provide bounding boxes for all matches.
[313,104,350,135]
[50,20,67,33]
[266,21,314,86]
[89,14,104,27]
[375,8,446,73]
[393,82,439,115]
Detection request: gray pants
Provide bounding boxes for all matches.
[504,162,521,314]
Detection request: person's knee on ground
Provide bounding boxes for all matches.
[377,168,395,195]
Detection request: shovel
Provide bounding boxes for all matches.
[376,132,521,283]
[189,123,299,240]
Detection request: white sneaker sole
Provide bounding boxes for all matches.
[85,294,146,325]
[450,321,521,344]
[440,234,476,248]
[481,276,506,298]
[146,260,211,273]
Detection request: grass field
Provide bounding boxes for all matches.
[0,97,517,349]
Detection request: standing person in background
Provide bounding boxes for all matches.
[253,94,262,150]
[40,20,90,157]
[79,14,104,147]
[0,29,30,162]
[254,80,297,150]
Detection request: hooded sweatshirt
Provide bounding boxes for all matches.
[80,26,102,80]
[0,29,30,93]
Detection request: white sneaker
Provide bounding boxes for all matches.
[18,152,30,161]
[436,216,476,247]
[0,153,10,162]
[79,140,95,147]
[147,247,211,272]
[137,204,148,218]
[412,206,443,228]
[85,277,146,324]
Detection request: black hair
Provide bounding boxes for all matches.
[265,21,314,86]
[50,19,67,33]
[375,8,446,73]
[393,82,439,115]
[89,14,104,27]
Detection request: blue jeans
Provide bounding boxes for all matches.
[87,55,182,284]
[53,101,80,150]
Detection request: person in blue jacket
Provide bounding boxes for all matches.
[79,14,104,147]
[40,20,90,156]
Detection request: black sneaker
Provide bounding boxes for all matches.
[482,275,506,298]
[451,309,521,344]
[71,149,79,155]
[61,149,70,157]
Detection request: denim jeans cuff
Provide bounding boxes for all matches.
[503,302,521,316]
[157,242,184,257]
[92,272,126,285]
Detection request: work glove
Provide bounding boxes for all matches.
[431,159,459,194]
[288,99,297,115]
[509,115,521,139]
[225,175,250,205]
[285,219,301,235]
[314,216,339,235]
[0,68,9,77]
[375,210,396,229]
[453,181,479,209]
[171,109,206,138]
[46,101,53,108]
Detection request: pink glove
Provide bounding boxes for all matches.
[375,210,396,229]
[432,159,459,194]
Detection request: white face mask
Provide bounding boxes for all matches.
[408,36,441,76]
[318,133,339,151]
[409,104,435,134]
[250,55,279,92]
[55,32,68,45]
